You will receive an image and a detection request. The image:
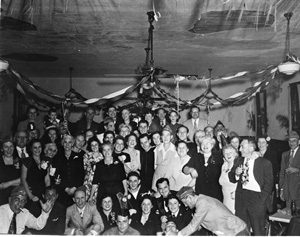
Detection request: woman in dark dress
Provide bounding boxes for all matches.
[21,139,50,216]
[98,194,118,234]
[0,136,21,205]
[89,142,128,211]
[52,134,85,207]
[131,194,161,235]
[183,136,223,201]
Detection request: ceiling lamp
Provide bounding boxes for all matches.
[278,61,300,75]
[277,13,300,75]
[0,59,9,71]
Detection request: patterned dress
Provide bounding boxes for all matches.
[83,152,103,200]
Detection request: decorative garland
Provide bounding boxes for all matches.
[0,54,299,112]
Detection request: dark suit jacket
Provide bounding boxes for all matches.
[99,208,118,234]
[76,119,99,134]
[183,151,223,201]
[279,148,300,202]
[139,147,155,190]
[27,201,66,235]
[262,147,279,186]
[166,206,193,231]
[131,211,161,235]
[128,185,151,211]
[154,190,178,216]
[229,156,273,212]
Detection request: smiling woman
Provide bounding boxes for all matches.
[21,139,50,216]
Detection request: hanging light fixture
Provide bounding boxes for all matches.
[277,13,300,75]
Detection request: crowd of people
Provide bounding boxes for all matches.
[0,104,299,235]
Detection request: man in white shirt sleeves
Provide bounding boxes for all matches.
[0,185,54,234]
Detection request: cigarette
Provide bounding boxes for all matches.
[57,175,60,179]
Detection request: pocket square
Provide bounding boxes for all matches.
[52,218,59,221]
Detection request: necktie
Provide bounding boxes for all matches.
[21,149,26,158]
[193,120,197,130]
[8,213,17,234]
[289,149,294,167]
[79,209,84,219]
[242,158,250,186]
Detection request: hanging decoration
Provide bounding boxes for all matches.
[1,10,300,111]
[277,12,300,75]
[1,51,299,112]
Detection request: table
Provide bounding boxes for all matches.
[268,209,292,235]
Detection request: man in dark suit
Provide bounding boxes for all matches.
[279,131,300,208]
[76,106,99,134]
[153,178,177,216]
[139,134,155,190]
[229,137,273,236]
[26,185,66,235]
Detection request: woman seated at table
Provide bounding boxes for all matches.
[131,194,161,235]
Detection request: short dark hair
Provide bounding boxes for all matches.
[167,194,181,205]
[176,125,189,134]
[138,119,149,127]
[117,208,130,218]
[44,185,59,195]
[139,133,150,141]
[104,131,115,139]
[144,110,155,117]
[175,140,188,148]
[114,135,125,144]
[127,171,140,180]
[257,134,271,144]
[156,178,170,189]
[151,131,161,137]
[190,105,200,112]
[26,106,38,114]
[125,133,138,144]
[99,193,113,203]
[87,136,101,152]
[242,137,257,150]
[105,105,117,114]
[156,108,167,114]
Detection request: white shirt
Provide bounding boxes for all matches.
[291,146,299,158]
[0,204,49,234]
[243,156,261,192]
[192,118,199,128]
[77,205,86,218]
[16,146,29,158]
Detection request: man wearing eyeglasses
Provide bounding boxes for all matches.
[0,185,54,234]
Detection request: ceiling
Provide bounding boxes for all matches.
[1,0,300,79]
